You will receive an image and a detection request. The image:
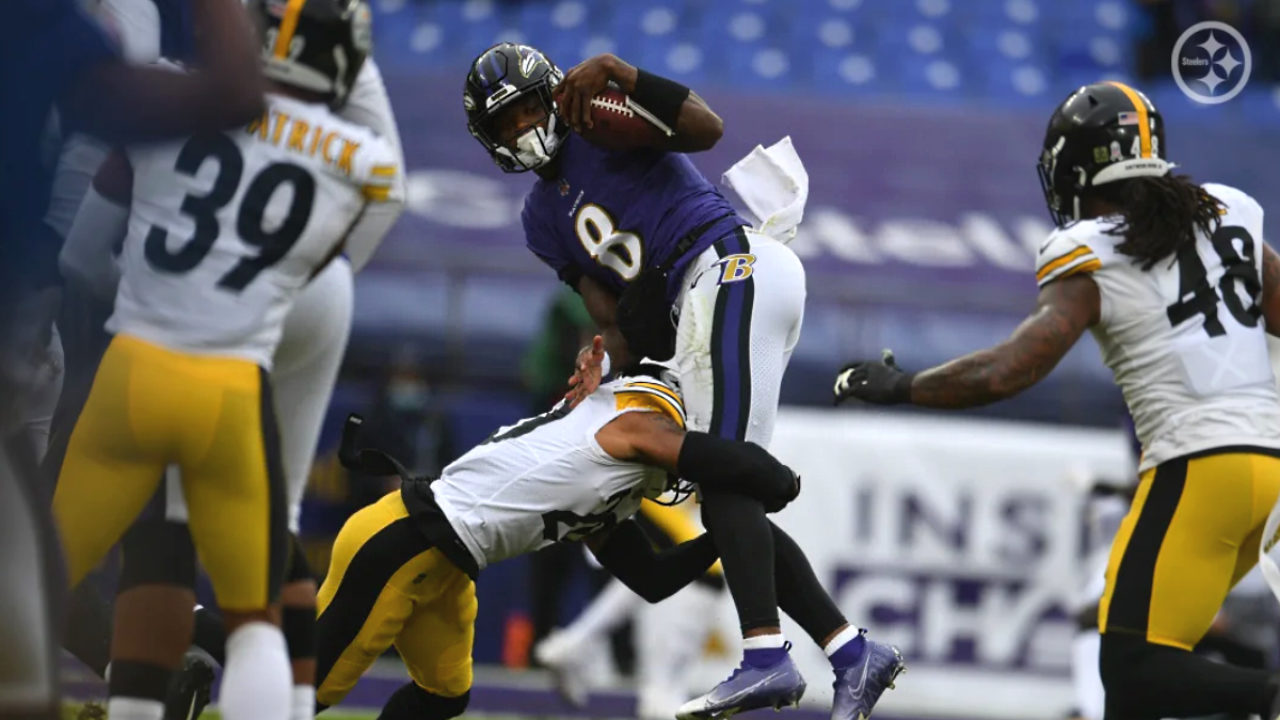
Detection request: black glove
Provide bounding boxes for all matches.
[834,349,914,405]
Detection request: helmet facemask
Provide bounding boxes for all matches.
[474,89,564,172]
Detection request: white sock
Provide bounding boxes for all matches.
[291,685,316,720]
[742,633,785,651]
[823,626,862,656]
[107,697,163,720]
[219,622,291,720]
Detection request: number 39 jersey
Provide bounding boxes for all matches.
[430,375,686,569]
[1036,182,1280,470]
[110,92,400,367]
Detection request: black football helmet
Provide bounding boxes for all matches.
[1037,82,1172,226]
[464,43,568,172]
[248,0,372,109]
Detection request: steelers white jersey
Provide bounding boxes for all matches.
[431,375,687,569]
[1036,182,1280,470]
[108,92,401,367]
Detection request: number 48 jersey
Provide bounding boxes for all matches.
[110,92,400,368]
[1036,182,1280,470]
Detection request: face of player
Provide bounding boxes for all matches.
[488,91,562,172]
[492,94,551,148]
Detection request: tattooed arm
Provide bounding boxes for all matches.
[908,274,1100,408]
[1260,244,1280,338]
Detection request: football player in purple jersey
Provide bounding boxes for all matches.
[464,43,904,720]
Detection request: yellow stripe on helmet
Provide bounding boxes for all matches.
[273,0,308,59]
[1108,81,1151,159]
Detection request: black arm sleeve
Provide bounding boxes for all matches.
[591,519,719,603]
[677,431,800,512]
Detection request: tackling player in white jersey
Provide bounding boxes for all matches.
[314,365,801,719]
[836,81,1280,720]
[50,0,402,718]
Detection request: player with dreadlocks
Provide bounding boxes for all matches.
[836,81,1280,720]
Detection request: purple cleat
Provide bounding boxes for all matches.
[830,638,905,720]
[676,644,807,720]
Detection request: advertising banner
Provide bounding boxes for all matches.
[765,408,1134,719]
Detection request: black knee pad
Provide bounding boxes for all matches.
[282,605,316,660]
[377,684,469,720]
[1099,632,1163,718]
[286,533,315,584]
[679,432,798,512]
[118,520,197,592]
[108,659,172,702]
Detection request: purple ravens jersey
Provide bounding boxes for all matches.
[522,133,746,303]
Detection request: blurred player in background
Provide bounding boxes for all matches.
[50,0,402,716]
[50,0,406,716]
[2,0,267,715]
[314,364,799,718]
[534,500,728,720]
[836,81,1280,720]
[465,43,904,720]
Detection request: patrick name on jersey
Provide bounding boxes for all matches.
[244,103,396,200]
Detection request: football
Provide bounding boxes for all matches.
[575,88,667,151]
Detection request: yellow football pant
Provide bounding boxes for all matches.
[1099,448,1280,649]
[52,334,287,611]
[315,491,476,708]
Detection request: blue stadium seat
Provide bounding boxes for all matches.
[366,0,1180,119]
[896,55,970,101]
[559,34,619,68]
[637,35,713,85]
[875,21,952,59]
[1054,30,1128,77]
[791,12,857,51]
[1049,0,1132,31]
[793,0,876,17]
[611,2,686,59]
[964,25,1046,68]
[373,2,459,70]
[811,49,886,96]
[981,60,1052,106]
[740,47,801,91]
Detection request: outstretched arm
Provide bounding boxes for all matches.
[595,411,799,511]
[63,0,265,144]
[553,54,723,152]
[836,274,1100,408]
[563,281,632,407]
[585,521,718,603]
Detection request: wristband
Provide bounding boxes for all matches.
[891,372,915,404]
[632,69,690,134]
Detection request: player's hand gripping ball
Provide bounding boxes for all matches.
[553,55,664,150]
[572,88,664,151]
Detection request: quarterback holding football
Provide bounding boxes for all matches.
[463,44,904,720]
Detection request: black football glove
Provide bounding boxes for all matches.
[833,349,914,405]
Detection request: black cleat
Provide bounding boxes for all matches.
[163,652,216,720]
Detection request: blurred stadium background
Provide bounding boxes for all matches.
[66,1,1280,718]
